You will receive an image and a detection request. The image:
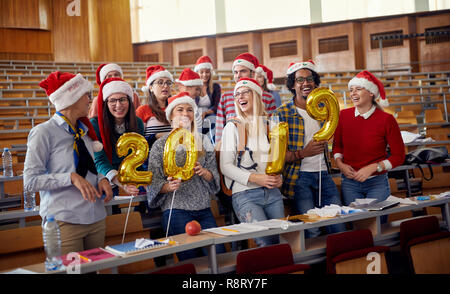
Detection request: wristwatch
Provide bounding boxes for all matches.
[376,162,383,172]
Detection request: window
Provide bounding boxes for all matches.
[425,26,450,44]
[318,35,349,54]
[370,30,404,49]
[269,40,297,58]
[179,49,203,66]
[223,45,249,62]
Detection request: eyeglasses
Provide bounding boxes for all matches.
[107,97,128,105]
[295,76,315,84]
[153,80,173,87]
[234,89,252,99]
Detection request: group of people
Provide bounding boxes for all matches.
[23,52,405,262]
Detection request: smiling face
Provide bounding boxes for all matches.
[293,69,317,99]
[198,68,211,84]
[349,86,374,109]
[106,93,130,122]
[170,103,195,130]
[233,65,253,83]
[71,93,91,119]
[234,86,254,116]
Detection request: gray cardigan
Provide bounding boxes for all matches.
[146,133,220,212]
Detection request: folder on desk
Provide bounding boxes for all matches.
[363,200,400,211]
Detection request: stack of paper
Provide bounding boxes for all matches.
[204,223,269,236]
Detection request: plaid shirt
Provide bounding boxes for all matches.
[273,97,306,198]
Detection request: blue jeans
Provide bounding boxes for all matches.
[341,173,390,223]
[294,171,346,238]
[232,187,285,247]
[162,208,226,261]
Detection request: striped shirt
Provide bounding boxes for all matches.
[273,97,306,198]
[215,90,277,144]
[136,105,172,142]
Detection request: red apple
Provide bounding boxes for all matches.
[185,220,201,236]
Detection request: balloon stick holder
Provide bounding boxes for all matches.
[121,195,134,244]
[165,190,177,239]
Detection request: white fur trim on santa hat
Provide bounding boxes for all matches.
[267,83,277,91]
[378,97,390,107]
[234,79,263,97]
[348,77,380,98]
[176,78,203,87]
[102,80,133,101]
[255,66,267,79]
[194,62,213,73]
[49,74,93,111]
[286,62,317,76]
[232,59,256,72]
[165,96,198,122]
[99,63,123,83]
[142,70,174,94]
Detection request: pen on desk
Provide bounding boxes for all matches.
[221,228,239,233]
[78,254,92,263]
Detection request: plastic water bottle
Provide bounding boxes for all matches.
[23,187,36,211]
[42,215,63,271]
[2,148,13,177]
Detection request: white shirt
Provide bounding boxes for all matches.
[296,107,327,172]
[198,94,211,115]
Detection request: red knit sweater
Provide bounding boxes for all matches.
[332,107,405,173]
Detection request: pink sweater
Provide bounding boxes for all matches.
[332,107,405,172]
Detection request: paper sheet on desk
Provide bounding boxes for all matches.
[252,219,297,229]
[386,195,417,205]
[204,223,269,236]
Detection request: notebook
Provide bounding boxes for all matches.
[104,239,169,256]
[61,248,116,266]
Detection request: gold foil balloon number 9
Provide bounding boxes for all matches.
[116,132,152,187]
[306,87,340,141]
[265,122,289,175]
[163,128,198,181]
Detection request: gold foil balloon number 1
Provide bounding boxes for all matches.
[265,122,289,175]
[163,128,198,181]
[306,87,340,141]
[116,132,152,187]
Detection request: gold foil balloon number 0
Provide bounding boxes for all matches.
[163,128,198,181]
[116,132,152,187]
[265,122,289,175]
[306,87,340,141]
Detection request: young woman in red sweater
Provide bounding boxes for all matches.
[332,70,405,206]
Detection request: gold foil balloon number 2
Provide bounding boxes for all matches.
[116,132,152,187]
[306,87,340,141]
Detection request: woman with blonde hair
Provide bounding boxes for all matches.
[220,78,284,247]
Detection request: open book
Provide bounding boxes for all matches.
[104,239,169,256]
[203,223,269,236]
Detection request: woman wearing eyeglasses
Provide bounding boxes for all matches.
[220,78,285,247]
[136,65,174,148]
[90,78,144,204]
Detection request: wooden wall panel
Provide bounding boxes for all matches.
[0,0,51,29]
[172,37,217,67]
[311,22,362,72]
[0,28,53,60]
[416,13,450,72]
[133,41,173,64]
[216,32,262,71]
[262,27,312,78]
[52,0,90,62]
[362,16,412,71]
[88,0,133,62]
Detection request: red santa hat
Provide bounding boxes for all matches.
[348,70,388,107]
[194,55,214,73]
[255,64,276,91]
[96,63,123,86]
[232,52,259,72]
[176,68,203,87]
[97,77,134,162]
[141,65,174,94]
[165,91,198,122]
[234,77,263,98]
[39,71,102,151]
[286,60,317,76]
